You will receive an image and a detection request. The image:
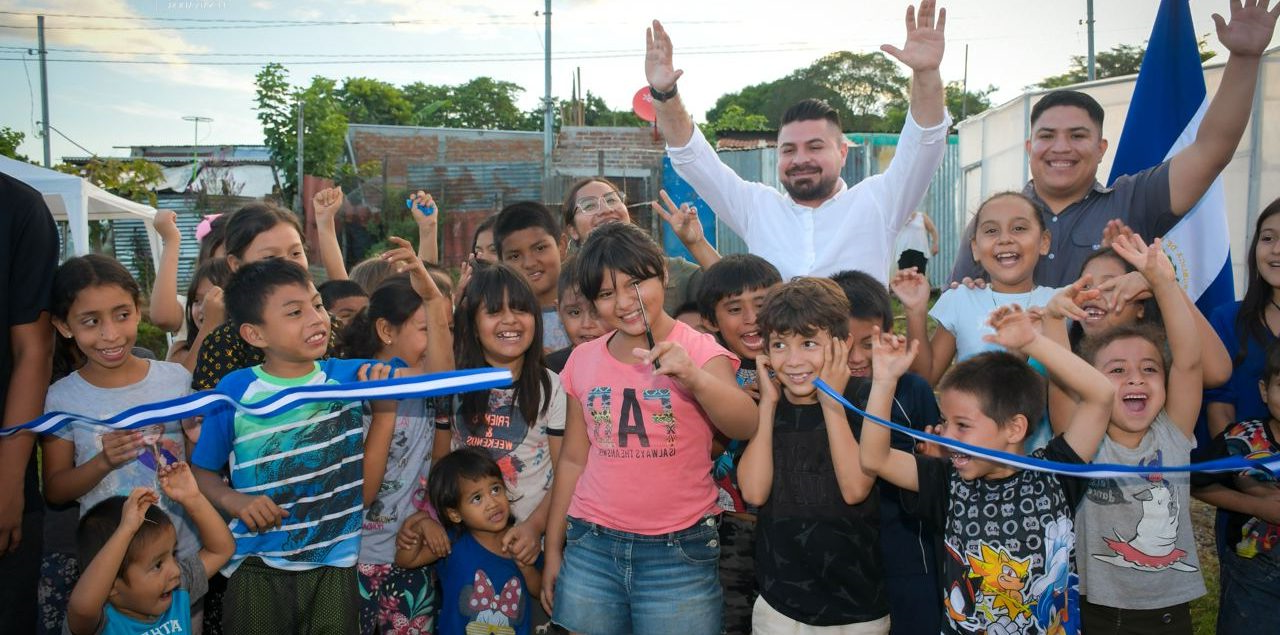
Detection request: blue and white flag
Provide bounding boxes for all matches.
[1108,0,1234,312]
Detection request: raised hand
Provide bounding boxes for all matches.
[890,267,931,312]
[1111,233,1176,286]
[755,355,781,405]
[201,285,226,328]
[1099,218,1136,249]
[313,186,345,226]
[871,327,918,382]
[120,487,159,534]
[381,236,442,302]
[881,0,946,72]
[408,190,438,228]
[652,190,704,246]
[984,304,1038,351]
[645,20,684,92]
[817,336,853,400]
[152,209,181,244]
[1042,274,1100,322]
[157,461,202,505]
[1214,0,1280,58]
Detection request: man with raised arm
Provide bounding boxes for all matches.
[646,1,951,283]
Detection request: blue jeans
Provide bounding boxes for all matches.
[553,514,723,635]
[1218,547,1280,634]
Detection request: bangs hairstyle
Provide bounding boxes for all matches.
[938,352,1046,428]
[52,254,142,322]
[575,222,666,301]
[696,254,782,326]
[184,257,232,346]
[224,258,313,327]
[758,277,851,345]
[1264,340,1280,383]
[339,279,424,359]
[492,201,561,257]
[77,496,173,578]
[972,191,1044,234]
[453,262,551,430]
[830,269,893,331]
[222,203,304,260]
[428,448,510,530]
[1079,323,1169,371]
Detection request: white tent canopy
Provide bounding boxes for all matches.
[0,155,162,271]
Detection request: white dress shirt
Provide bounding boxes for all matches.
[666,112,951,283]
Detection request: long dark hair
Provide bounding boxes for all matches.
[222,203,304,261]
[339,279,423,359]
[1235,197,1280,365]
[51,254,142,378]
[184,257,232,347]
[453,263,550,430]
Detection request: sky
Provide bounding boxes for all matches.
[1,0,1276,163]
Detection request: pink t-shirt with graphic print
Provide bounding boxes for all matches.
[560,319,739,535]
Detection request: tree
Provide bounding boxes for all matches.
[945,81,995,124]
[55,158,164,258]
[337,77,414,126]
[449,77,528,130]
[0,127,27,162]
[582,92,646,127]
[1039,39,1217,88]
[254,63,349,204]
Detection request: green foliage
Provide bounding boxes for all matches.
[403,77,530,130]
[254,63,349,204]
[582,92,646,127]
[945,81,996,124]
[1039,39,1217,88]
[699,104,771,142]
[337,77,414,125]
[136,319,169,359]
[57,158,163,207]
[0,126,28,161]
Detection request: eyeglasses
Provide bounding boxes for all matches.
[575,192,625,215]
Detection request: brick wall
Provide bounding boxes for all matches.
[349,125,543,191]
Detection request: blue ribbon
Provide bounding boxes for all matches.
[3,368,513,437]
[813,379,1278,478]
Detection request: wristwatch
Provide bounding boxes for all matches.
[649,84,678,103]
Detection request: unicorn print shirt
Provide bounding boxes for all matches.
[438,531,536,635]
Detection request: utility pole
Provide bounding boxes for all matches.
[295,101,305,213]
[38,15,50,167]
[182,115,212,185]
[961,44,969,119]
[542,0,553,186]
[1086,0,1096,81]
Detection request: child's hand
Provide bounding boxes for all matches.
[816,336,853,402]
[157,462,202,505]
[381,236,442,302]
[415,515,451,558]
[983,304,1039,351]
[408,190,438,228]
[755,355,780,405]
[915,423,948,459]
[457,257,475,298]
[740,377,761,402]
[890,268,931,312]
[502,521,542,566]
[98,430,144,469]
[634,342,697,387]
[1094,270,1152,313]
[1112,233,1176,287]
[228,493,288,532]
[1042,274,1099,322]
[358,362,398,382]
[1100,218,1135,249]
[152,209,181,245]
[312,186,344,225]
[949,276,987,290]
[871,327,917,382]
[652,189,704,246]
[201,285,225,328]
[119,487,159,534]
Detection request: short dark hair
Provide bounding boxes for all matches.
[557,254,582,303]
[225,258,313,327]
[318,279,367,310]
[492,201,561,257]
[222,203,304,260]
[830,270,893,331]
[696,254,782,326]
[1079,323,1169,371]
[77,496,174,578]
[673,300,700,318]
[759,277,851,346]
[973,191,1044,233]
[429,448,510,529]
[781,98,842,130]
[1030,90,1105,131]
[576,222,666,301]
[338,279,423,359]
[938,352,1046,430]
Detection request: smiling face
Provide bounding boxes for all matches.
[475,292,535,370]
[558,287,606,347]
[591,269,669,341]
[230,222,307,270]
[500,227,563,306]
[111,525,181,622]
[567,180,631,243]
[777,119,847,205]
[1026,105,1107,205]
[712,285,776,360]
[971,195,1049,291]
[846,317,880,379]
[241,282,329,372]
[938,388,1025,481]
[446,475,511,534]
[1078,255,1143,337]
[1094,336,1167,439]
[766,327,834,404]
[56,283,140,375]
[1253,212,1280,293]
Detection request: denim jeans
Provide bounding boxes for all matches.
[1218,547,1280,635]
[552,514,723,635]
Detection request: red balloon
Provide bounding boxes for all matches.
[632,87,657,123]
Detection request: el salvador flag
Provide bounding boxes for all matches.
[1108,0,1235,314]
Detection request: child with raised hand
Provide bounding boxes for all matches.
[396,448,542,635]
[1051,233,1205,632]
[146,209,185,335]
[66,463,235,635]
[737,277,890,633]
[905,192,1059,384]
[168,257,230,370]
[314,185,441,281]
[541,222,756,634]
[861,305,1114,635]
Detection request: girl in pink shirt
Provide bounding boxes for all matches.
[540,222,757,634]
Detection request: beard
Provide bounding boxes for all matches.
[781,170,839,203]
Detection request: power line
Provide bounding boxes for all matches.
[0,42,818,59]
[0,9,522,22]
[45,124,96,158]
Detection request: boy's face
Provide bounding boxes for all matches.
[1259,373,1280,423]
[767,327,834,405]
[446,475,511,534]
[711,285,776,360]
[242,282,329,363]
[1093,336,1166,436]
[846,317,880,378]
[112,525,181,622]
[558,288,606,347]
[938,388,1025,481]
[500,227,564,305]
[329,295,368,325]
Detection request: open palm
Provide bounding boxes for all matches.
[881,0,946,72]
[1214,0,1280,57]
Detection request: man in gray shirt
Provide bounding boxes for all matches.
[950,2,1279,288]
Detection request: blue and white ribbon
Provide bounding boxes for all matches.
[814,379,1278,478]
[3,368,512,437]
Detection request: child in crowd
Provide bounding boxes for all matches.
[65,464,236,635]
[190,258,397,632]
[673,301,707,332]
[738,277,890,633]
[196,213,227,263]
[39,255,201,634]
[147,210,185,336]
[168,257,231,370]
[340,239,453,635]
[696,253,782,634]
[862,305,1115,635]
[903,192,1058,384]
[396,448,542,635]
[436,263,565,576]
[833,269,943,635]
[472,215,499,264]
[1048,235,1205,632]
[545,256,606,373]
[542,222,756,634]
[313,186,440,284]
[319,279,369,326]
[492,201,571,352]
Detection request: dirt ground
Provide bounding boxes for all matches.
[1189,499,1221,634]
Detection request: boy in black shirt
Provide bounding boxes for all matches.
[860,306,1113,635]
[738,277,889,632]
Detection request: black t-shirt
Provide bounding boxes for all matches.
[755,383,888,626]
[905,435,1088,635]
[544,346,571,374]
[0,173,58,511]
